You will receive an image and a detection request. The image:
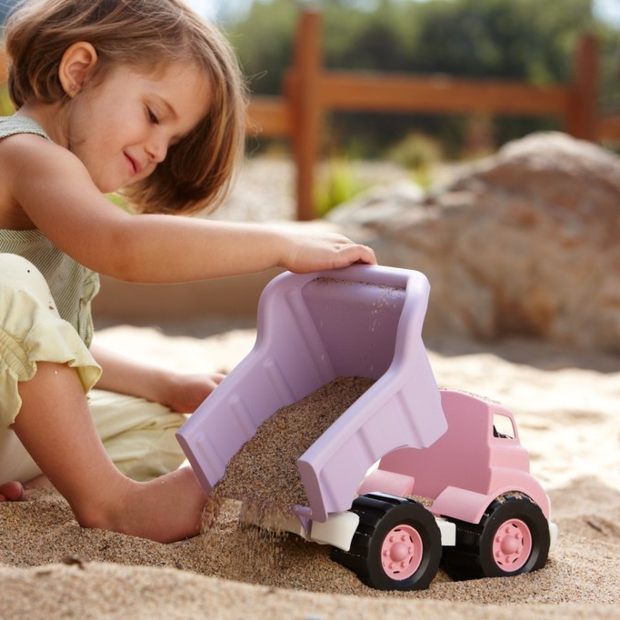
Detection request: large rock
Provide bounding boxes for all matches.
[329,132,620,352]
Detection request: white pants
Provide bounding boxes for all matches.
[0,390,187,484]
[0,254,187,484]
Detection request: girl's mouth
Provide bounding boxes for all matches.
[124,153,141,176]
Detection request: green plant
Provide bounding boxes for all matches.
[106,192,134,213]
[314,158,370,218]
[386,132,442,189]
[0,85,14,115]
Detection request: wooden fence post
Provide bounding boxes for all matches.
[0,48,7,84]
[567,33,598,141]
[290,10,323,221]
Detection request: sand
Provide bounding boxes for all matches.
[211,377,375,518]
[1,325,620,619]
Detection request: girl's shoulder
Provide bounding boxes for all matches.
[0,115,51,142]
[0,115,59,173]
[0,115,88,230]
[0,115,82,180]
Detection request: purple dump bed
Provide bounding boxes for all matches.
[177,264,447,522]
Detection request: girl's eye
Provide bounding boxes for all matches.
[146,107,159,124]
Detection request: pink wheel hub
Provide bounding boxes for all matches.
[381,525,423,580]
[493,518,532,572]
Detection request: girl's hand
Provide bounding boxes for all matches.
[90,344,224,412]
[280,231,377,274]
[159,371,226,414]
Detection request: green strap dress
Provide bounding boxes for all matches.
[0,115,100,347]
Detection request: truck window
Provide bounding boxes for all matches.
[492,413,516,439]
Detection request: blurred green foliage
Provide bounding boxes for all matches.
[386,131,443,185]
[0,85,13,116]
[314,158,371,217]
[229,0,619,159]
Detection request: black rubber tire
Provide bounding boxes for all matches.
[330,493,442,591]
[441,493,550,581]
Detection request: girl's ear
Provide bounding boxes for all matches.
[58,42,99,98]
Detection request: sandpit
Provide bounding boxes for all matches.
[1,325,619,619]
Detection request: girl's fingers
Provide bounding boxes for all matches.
[336,243,377,267]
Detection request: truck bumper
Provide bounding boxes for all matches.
[549,521,559,551]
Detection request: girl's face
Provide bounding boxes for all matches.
[64,61,211,193]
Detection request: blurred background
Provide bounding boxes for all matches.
[193,0,619,161]
[2,0,620,217]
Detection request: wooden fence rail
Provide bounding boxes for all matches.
[250,11,610,220]
[3,10,620,219]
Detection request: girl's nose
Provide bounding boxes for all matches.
[147,137,168,164]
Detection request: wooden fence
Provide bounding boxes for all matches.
[3,10,620,219]
[0,50,6,85]
[249,11,617,219]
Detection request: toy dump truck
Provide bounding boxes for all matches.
[177,265,557,591]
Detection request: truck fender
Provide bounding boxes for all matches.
[431,485,550,525]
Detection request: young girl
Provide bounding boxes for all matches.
[0,0,375,543]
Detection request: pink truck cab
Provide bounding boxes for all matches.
[177,265,558,591]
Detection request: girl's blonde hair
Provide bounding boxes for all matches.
[4,0,248,215]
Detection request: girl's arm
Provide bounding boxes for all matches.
[90,342,223,413]
[8,136,376,283]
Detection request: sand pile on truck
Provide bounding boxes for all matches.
[208,376,375,528]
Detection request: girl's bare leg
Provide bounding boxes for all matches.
[12,362,208,543]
